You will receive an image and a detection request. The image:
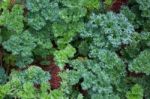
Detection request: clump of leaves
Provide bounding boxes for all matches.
[66,51,125,98]
[80,12,135,50]
[2,31,37,68]
[25,0,50,12]
[54,44,76,69]
[89,49,126,84]
[91,93,120,99]
[10,66,51,84]
[129,49,150,75]
[0,66,53,98]
[0,67,7,84]
[126,84,144,99]
[0,4,24,33]
[25,0,59,30]
[136,0,150,18]
[0,0,10,10]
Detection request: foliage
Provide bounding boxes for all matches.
[59,70,84,99]
[126,84,144,99]
[0,0,10,10]
[30,25,53,59]
[0,66,53,98]
[136,0,150,18]
[126,0,150,31]
[69,59,112,93]
[104,0,114,7]
[2,31,37,68]
[80,12,135,49]
[129,49,150,75]
[133,76,150,99]
[10,66,51,84]
[0,0,150,99]
[25,0,50,12]
[91,93,120,99]
[26,0,59,30]
[0,67,7,84]
[65,54,125,98]
[89,49,126,84]
[120,6,136,25]
[120,32,150,60]
[81,0,100,9]
[52,22,84,48]
[27,13,46,30]
[54,44,76,69]
[59,0,100,9]
[0,4,24,33]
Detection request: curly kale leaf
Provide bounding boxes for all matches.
[10,66,50,84]
[127,0,150,31]
[66,49,126,97]
[104,0,114,7]
[17,82,66,99]
[59,7,87,23]
[27,13,46,30]
[54,44,76,69]
[3,31,36,57]
[60,0,100,9]
[0,4,24,33]
[89,49,126,84]
[132,76,150,99]
[82,0,100,9]
[69,59,113,94]
[80,12,135,49]
[136,0,150,18]
[0,66,52,98]
[26,0,86,49]
[52,22,84,48]
[29,25,53,59]
[78,40,89,56]
[0,67,7,84]
[91,93,120,99]
[121,32,150,60]
[41,2,59,21]
[129,50,150,75]
[0,0,10,10]
[0,66,65,99]
[139,32,150,47]
[26,0,59,30]
[25,0,50,12]
[120,6,136,25]
[2,31,37,68]
[126,84,144,99]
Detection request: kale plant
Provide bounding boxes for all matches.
[0,0,150,99]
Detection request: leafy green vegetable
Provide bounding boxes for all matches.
[2,31,37,68]
[0,66,52,98]
[129,50,150,75]
[25,0,50,12]
[80,12,135,49]
[136,0,150,18]
[126,84,144,99]
[0,4,24,33]
[0,0,10,10]
[0,67,7,84]
[10,66,51,84]
[0,1,150,99]
[54,44,76,69]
